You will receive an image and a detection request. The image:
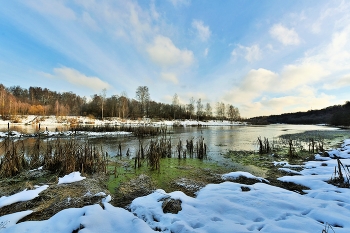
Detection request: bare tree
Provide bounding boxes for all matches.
[136,86,150,117]
[188,97,195,119]
[227,104,240,122]
[101,88,107,120]
[119,91,129,119]
[216,102,226,121]
[205,103,212,119]
[172,93,179,119]
[196,98,203,120]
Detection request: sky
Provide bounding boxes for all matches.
[0,0,350,118]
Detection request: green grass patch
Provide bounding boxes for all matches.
[106,158,227,194]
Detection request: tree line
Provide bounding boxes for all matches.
[248,101,350,126]
[0,84,241,121]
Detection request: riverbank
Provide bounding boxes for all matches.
[0,115,245,127]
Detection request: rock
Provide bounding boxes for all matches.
[162,198,182,214]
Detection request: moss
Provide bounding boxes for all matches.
[106,158,229,195]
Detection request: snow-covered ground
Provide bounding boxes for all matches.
[1,140,350,232]
[0,115,245,127]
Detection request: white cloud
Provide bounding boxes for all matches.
[323,74,350,90]
[161,72,179,84]
[245,45,262,62]
[50,67,111,92]
[223,68,277,105]
[324,29,350,71]
[269,24,300,45]
[235,90,335,118]
[192,20,211,42]
[240,68,277,93]
[279,63,329,90]
[147,35,194,67]
[231,62,327,100]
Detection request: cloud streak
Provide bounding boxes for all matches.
[47,67,111,93]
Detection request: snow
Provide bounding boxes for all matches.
[222,171,269,183]
[278,167,302,175]
[0,185,48,208]
[2,140,350,232]
[0,211,33,229]
[0,115,243,139]
[58,172,86,184]
[1,203,156,233]
[0,115,245,128]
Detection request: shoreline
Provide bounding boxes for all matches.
[0,115,246,127]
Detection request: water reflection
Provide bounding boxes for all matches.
[0,124,342,163]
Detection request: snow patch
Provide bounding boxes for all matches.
[58,172,86,185]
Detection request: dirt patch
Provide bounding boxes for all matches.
[111,174,155,208]
[0,171,110,222]
[269,179,309,194]
[170,178,206,196]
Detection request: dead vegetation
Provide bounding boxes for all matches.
[0,137,107,178]
[70,124,168,138]
[330,158,350,188]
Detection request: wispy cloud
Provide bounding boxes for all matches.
[161,72,179,84]
[168,0,191,7]
[231,44,262,62]
[269,24,300,45]
[81,12,99,31]
[192,20,211,42]
[204,48,209,57]
[24,0,76,20]
[150,0,160,20]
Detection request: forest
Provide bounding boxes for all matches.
[248,101,350,126]
[0,84,240,122]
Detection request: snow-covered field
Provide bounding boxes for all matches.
[1,140,350,232]
[0,115,244,127]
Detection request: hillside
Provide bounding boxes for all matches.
[248,101,350,126]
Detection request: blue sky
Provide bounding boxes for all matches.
[1,0,350,118]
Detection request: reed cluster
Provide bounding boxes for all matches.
[257,137,271,155]
[70,124,168,138]
[0,138,27,177]
[134,136,172,171]
[330,158,350,188]
[0,137,107,178]
[43,139,107,175]
[132,136,207,171]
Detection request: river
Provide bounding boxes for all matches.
[0,123,344,161]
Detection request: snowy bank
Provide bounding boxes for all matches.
[0,115,246,127]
